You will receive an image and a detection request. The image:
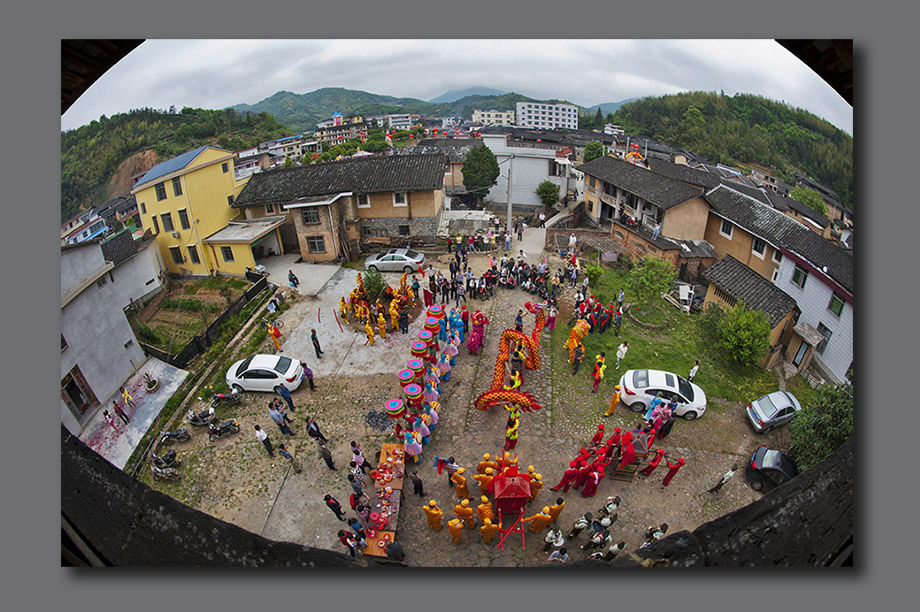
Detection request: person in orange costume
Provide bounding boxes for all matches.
[365,320,375,346]
[605,385,622,416]
[377,312,387,339]
[454,498,476,528]
[473,467,494,495]
[548,497,566,523]
[476,496,494,523]
[528,473,543,503]
[451,467,470,498]
[501,451,519,469]
[522,507,554,533]
[447,518,464,544]
[477,453,497,474]
[480,518,500,544]
[423,499,443,530]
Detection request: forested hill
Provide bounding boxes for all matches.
[610,92,853,208]
[61,107,291,220]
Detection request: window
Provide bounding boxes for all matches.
[588,176,596,188]
[772,268,780,283]
[221,246,234,262]
[791,264,808,289]
[96,275,107,288]
[169,246,183,265]
[124,339,134,350]
[187,245,200,265]
[227,195,234,206]
[140,202,146,214]
[719,219,733,239]
[393,192,407,207]
[302,208,321,224]
[265,203,274,214]
[177,209,190,230]
[155,182,167,201]
[752,237,766,258]
[828,294,845,317]
[151,216,159,234]
[61,334,67,352]
[161,212,174,232]
[772,250,783,264]
[816,322,833,355]
[398,225,410,236]
[172,177,182,197]
[357,194,370,208]
[222,162,229,173]
[306,235,326,253]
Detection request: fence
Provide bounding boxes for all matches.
[139,276,271,369]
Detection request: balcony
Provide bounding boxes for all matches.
[599,191,615,206]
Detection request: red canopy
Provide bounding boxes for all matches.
[492,475,531,514]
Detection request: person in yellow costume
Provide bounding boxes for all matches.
[339,297,349,323]
[365,319,375,346]
[480,518,500,545]
[423,500,443,530]
[605,384,622,417]
[447,518,464,544]
[408,287,417,307]
[476,496,494,523]
[451,467,470,498]
[504,370,522,391]
[473,467,494,495]
[454,498,476,529]
[564,319,590,363]
[377,312,387,339]
[529,473,543,503]
[477,453,497,474]
[500,451,519,471]
[548,497,566,523]
[522,507,554,533]
[389,298,400,331]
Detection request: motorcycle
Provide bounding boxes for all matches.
[151,449,181,469]
[208,419,241,442]
[160,427,191,444]
[209,388,242,408]
[151,464,180,481]
[187,408,216,426]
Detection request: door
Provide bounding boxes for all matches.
[792,340,808,368]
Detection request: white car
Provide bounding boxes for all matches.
[226,354,304,394]
[617,369,707,420]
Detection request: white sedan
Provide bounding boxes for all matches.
[617,369,707,420]
[226,354,304,394]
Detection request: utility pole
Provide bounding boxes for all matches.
[506,153,514,230]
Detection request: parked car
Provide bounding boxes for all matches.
[364,248,426,273]
[746,390,802,433]
[745,446,799,492]
[617,369,707,420]
[226,354,304,394]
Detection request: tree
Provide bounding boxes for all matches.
[535,180,560,208]
[594,107,603,128]
[789,383,853,471]
[463,144,500,204]
[626,255,676,309]
[715,301,770,367]
[583,141,604,163]
[283,157,293,168]
[789,186,827,217]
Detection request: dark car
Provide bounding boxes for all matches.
[745,446,799,492]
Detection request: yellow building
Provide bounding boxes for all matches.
[132,145,283,276]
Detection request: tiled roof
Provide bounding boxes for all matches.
[765,191,831,228]
[577,155,703,210]
[385,143,474,163]
[100,228,138,266]
[648,158,720,189]
[718,179,772,206]
[704,185,853,293]
[232,153,448,209]
[134,145,214,189]
[703,255,797,327]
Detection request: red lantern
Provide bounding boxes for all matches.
[409,134,413,139]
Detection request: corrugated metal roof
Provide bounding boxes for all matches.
[134,145,214,189]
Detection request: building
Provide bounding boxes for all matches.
[314,121,369,146]
[515,102,578,130]
[603,124,625,137]
[472,109,516,126]
[400,140,477,195]
[232,153,449,262]
[794,173,853,226]
[480,133,576,209]
[61,240,147,435]
[237,136,321,165]
[99,229,165,311]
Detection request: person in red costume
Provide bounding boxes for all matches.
[582,466,603,497]
[640,449,666,476]
[662,457,686,486]
[590,423,605,447]
[551,461,579,492]
[618,432,636,470]
[572,460,592,490]
[646,428,658,450]
[606,427,622,447]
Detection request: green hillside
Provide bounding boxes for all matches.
[61,107,291,221]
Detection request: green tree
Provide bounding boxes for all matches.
[283,156,293,168]
[463,144,500,204]
[583,141,604,163]
[789,186,827,217]
[789,383,853,470]
[362,267,388,305]
[535,180,560,208]
[626,255,676,309]
[594,107,603,128]
[716,301,770,367]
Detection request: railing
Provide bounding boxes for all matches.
[599,191,615,206]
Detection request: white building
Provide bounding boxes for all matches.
[472,109,516,126]
[515,102,578,130]
[604,124,625,137]
[481,133,575,209]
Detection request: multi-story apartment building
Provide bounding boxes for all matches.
[515,102,578,130]
[472,109,516,126]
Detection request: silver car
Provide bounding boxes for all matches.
[364,248,426,273]
[746,391,802,433]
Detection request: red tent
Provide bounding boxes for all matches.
[491,474,531,550]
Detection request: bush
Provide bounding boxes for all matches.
[789,383,853,471]
[627,255,676,308]
[698,302,724,338]
[135,322,161,345]
[583,264,604,289]
[363,268,388,303]
[716,301,770,367]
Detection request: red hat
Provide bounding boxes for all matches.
[614,427,621,433]
[569,460,578,468]
[598,424,605,429]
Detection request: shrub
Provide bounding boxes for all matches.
[698,302,724,338]
[627,254,676,308]
[789,383,853,471]
[716,301,770,367]
[363,267,388,303]
[583,263,604,289]
[135,322,161,345]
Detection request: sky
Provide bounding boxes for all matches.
[62,39,853,135]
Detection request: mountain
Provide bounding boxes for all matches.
[585,98,639,116]
[428,87,507,103]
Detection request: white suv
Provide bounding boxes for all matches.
[617,369,707,420]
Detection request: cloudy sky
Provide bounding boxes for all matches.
[62,39,853,134]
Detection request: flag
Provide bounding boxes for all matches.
[488,255,494,268]
[434,456,448,474]
[541,256,546,265]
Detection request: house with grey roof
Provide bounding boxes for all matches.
[386,142,475,196]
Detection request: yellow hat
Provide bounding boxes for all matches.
[483,453,490,460]
[429,500,437,507]
[615,384,621,390]
[504,452,512,459]
[457,467,465,474]
[461,499,470,507]
[527,465,535,473]
[485,467,493,475]
[481,495,489,503]
[542,506,550,514]
[535,473,542,480]
[483,518,492,525]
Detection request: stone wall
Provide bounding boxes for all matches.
[361,215,439,238]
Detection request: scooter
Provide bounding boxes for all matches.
[210,388,242,408]
[160,428,191,444]
[187,408,216,426]
[208,419,241,442]
[151,450,181,469]
[151,464,180,481]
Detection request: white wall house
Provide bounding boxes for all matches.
[775,249,853,383]
[481,134,573,209]
[515,102,578,130]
